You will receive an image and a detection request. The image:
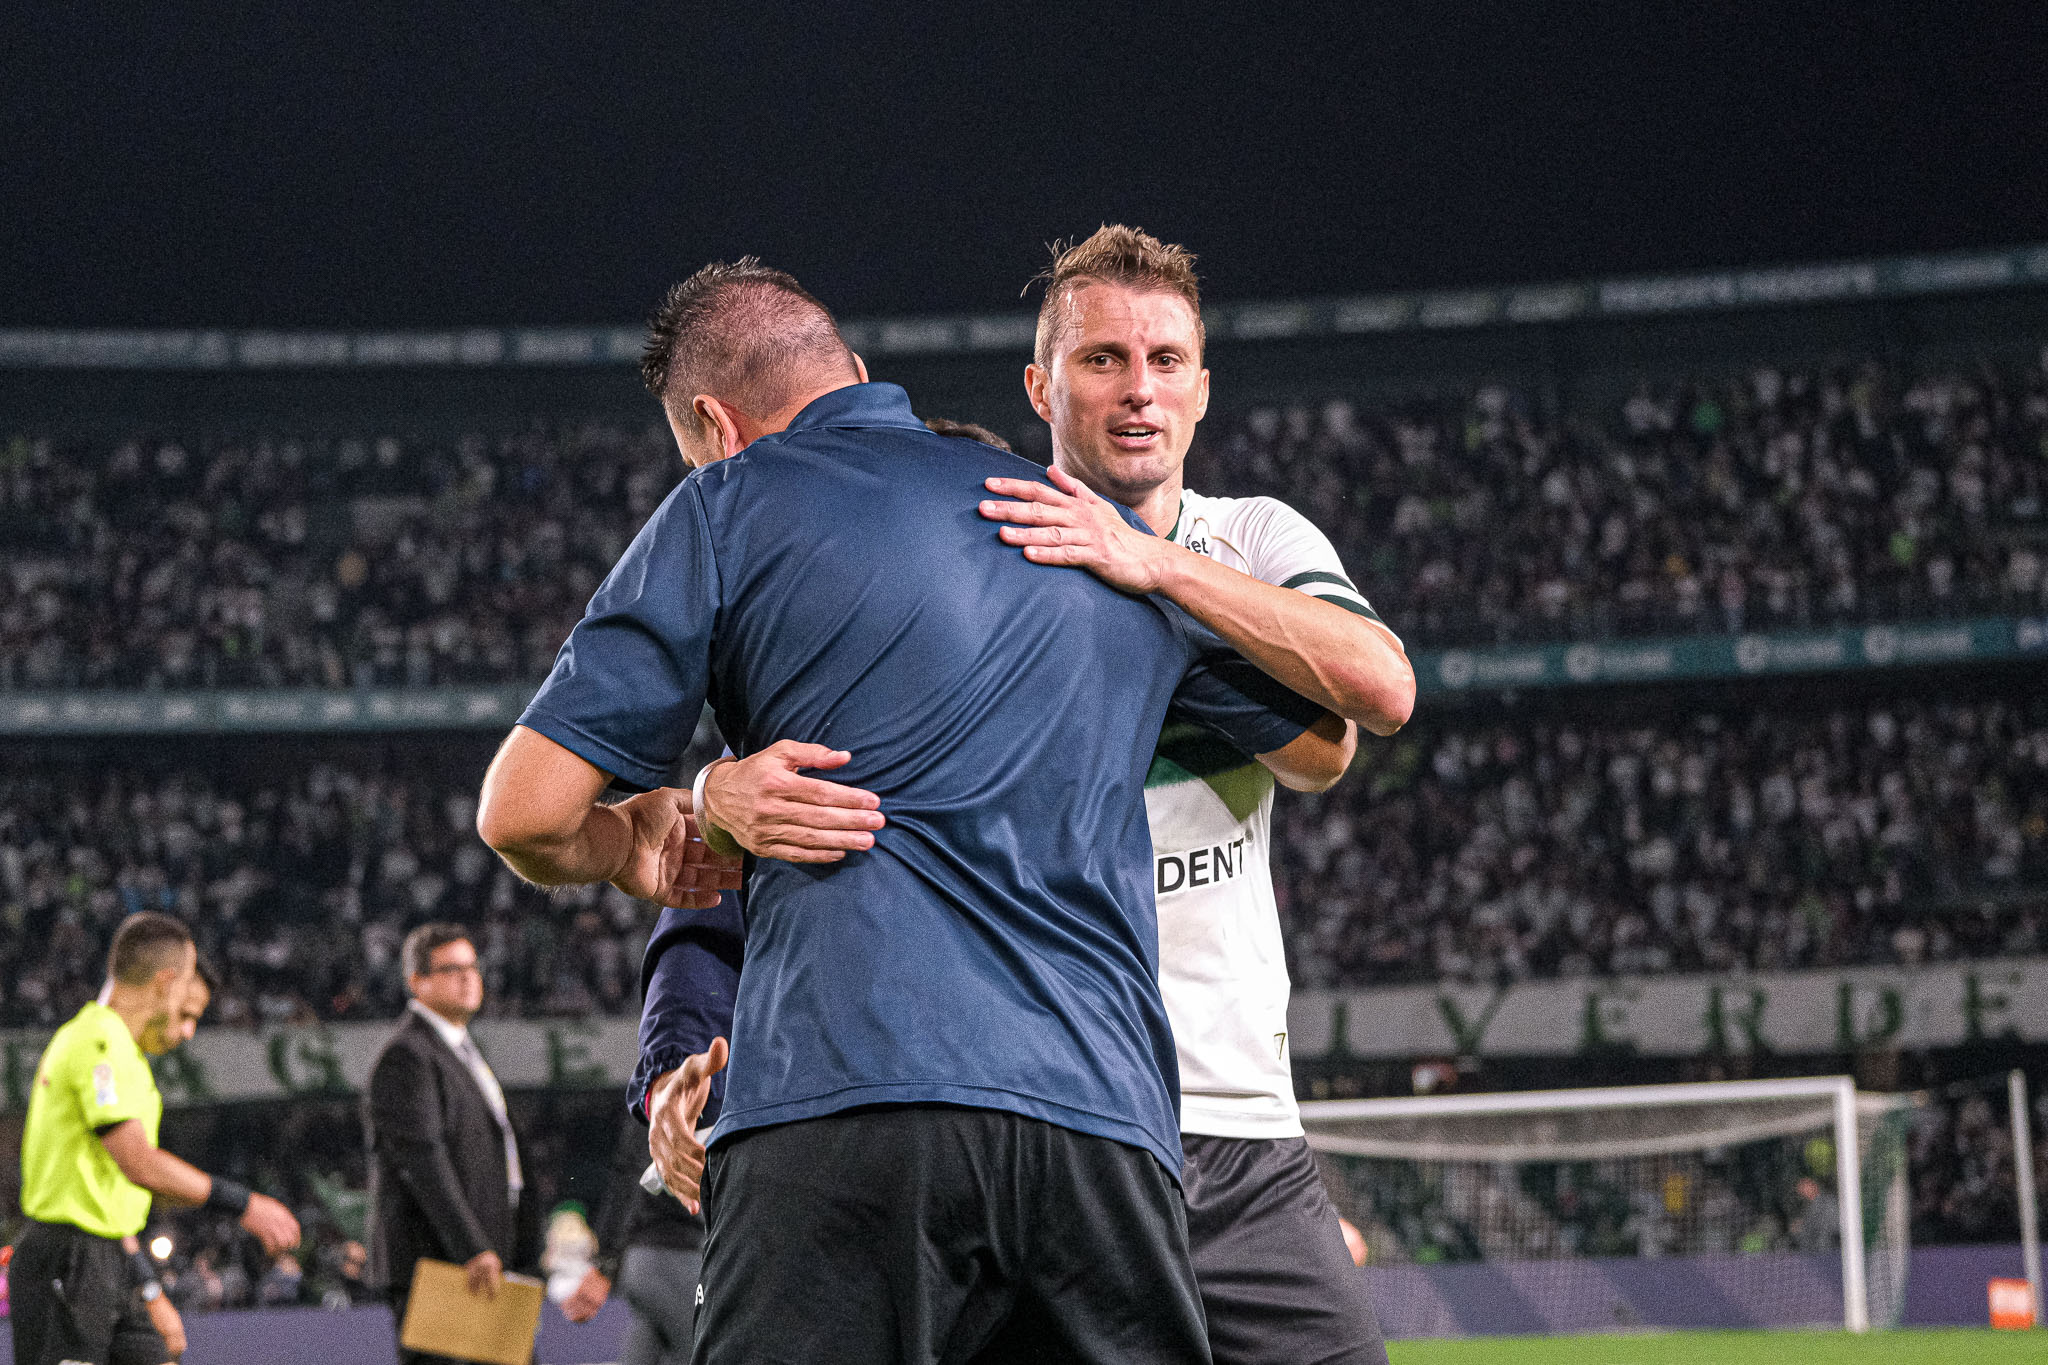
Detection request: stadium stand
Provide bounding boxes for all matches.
[2,690,2039,1027]
[1185,358,2048,646]
[4,354,2048,688]
[0,746,654,1027]
[1277,690,2048,990]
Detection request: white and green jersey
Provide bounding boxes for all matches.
[1151,489,1389,1139]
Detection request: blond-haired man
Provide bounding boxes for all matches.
[974,224,1406,1365]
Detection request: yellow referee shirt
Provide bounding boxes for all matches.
[19,1000,161,1239]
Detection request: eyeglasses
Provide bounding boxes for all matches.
[422,962,482,978]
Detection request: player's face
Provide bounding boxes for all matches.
[1028,282,1209,507]
[411,938,484,1023]
[175,981,211,1047]
[139,943,199,1056]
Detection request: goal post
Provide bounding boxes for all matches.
[1302,1076,1913,1336]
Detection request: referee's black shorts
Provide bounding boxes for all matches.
[9,1219,172,1365]
[693,1105,1211,1365]
[1183,1134,1388,1365]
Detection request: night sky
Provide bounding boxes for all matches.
[8,4,2048,327]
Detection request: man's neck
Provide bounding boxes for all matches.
[411,998,471,1033]
[736,379,860,447]
[98,984,153,1048]
[1054,453,1183,537]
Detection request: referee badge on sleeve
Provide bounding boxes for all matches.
[92,1062,118,1107]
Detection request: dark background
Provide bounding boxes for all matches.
[7,3,2048,326]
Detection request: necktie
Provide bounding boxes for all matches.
[456,1033,524,1202]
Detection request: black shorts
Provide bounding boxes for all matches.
[8,1219,171,1365]
[1182,1135,1388,1365]
[693,1105,1210,1365]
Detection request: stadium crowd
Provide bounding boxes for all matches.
[0,422,673,691]
[0,756,652,1027]
[4,353,2048,690]
[1187,354,2048,646]
[1278,692,2048,988]
[0,688,2037,1025]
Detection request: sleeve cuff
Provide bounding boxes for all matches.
[516,710,674,792]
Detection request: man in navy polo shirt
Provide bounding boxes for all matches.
[476,260,1328,1363]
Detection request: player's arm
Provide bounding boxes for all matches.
[633,891,744,1212]
[1256,710,1355,793]
[1151,550,1411,736]
[484,478,742,901]
[981,469,1414,735]
[477,727,738,907]
[98,1121,300,1253]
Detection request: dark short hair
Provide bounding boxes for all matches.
[924,418,1013,453]
[402,923,473,981]
[108,912,194,987]
[641,257,858,420]
[1031,224,1203,368]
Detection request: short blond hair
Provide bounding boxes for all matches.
[1032,225,1202,368]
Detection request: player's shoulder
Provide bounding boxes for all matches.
[49,1005,116,1066]
[1180,488,1322,539]
[1178,487,1338,579]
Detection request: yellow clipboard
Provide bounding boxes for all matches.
[398,1258,544,1365]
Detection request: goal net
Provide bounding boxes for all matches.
[1301,1077,1912,1338]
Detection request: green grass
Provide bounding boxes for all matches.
[1386,1328,2048,1364]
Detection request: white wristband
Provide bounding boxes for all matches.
[691,759,742,858]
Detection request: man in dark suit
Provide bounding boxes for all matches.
[365,923,541,1365]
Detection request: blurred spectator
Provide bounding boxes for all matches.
[257,1253,304,1307]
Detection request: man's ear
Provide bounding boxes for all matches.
[1024,363,1054,424]
[852,352,869,383]
[693,395,747,460]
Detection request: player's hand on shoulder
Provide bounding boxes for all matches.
[241,1191,301,1254]
[702,742,884,865]
[980,466,1169,593]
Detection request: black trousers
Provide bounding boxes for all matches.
[1182,1135,1388,1365]
[693,1105,1211,1365]
[8,1219,170,1365]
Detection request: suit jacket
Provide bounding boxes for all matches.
[364,1009,540,1291]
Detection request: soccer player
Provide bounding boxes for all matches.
[476,260,1335,1362]
[694,228,1409,1365]
[975,226,1408,1365]
[11,914,299,1365]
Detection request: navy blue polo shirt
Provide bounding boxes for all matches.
[521,382,1318,1173]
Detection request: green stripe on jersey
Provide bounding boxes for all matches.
[1310,592,1384,624]
[1146,720,1273,822]
[1279,569,1358,593]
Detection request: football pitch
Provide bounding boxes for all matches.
[1385,1328,2045,1364]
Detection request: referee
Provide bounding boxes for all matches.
[11,913,301,1365]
